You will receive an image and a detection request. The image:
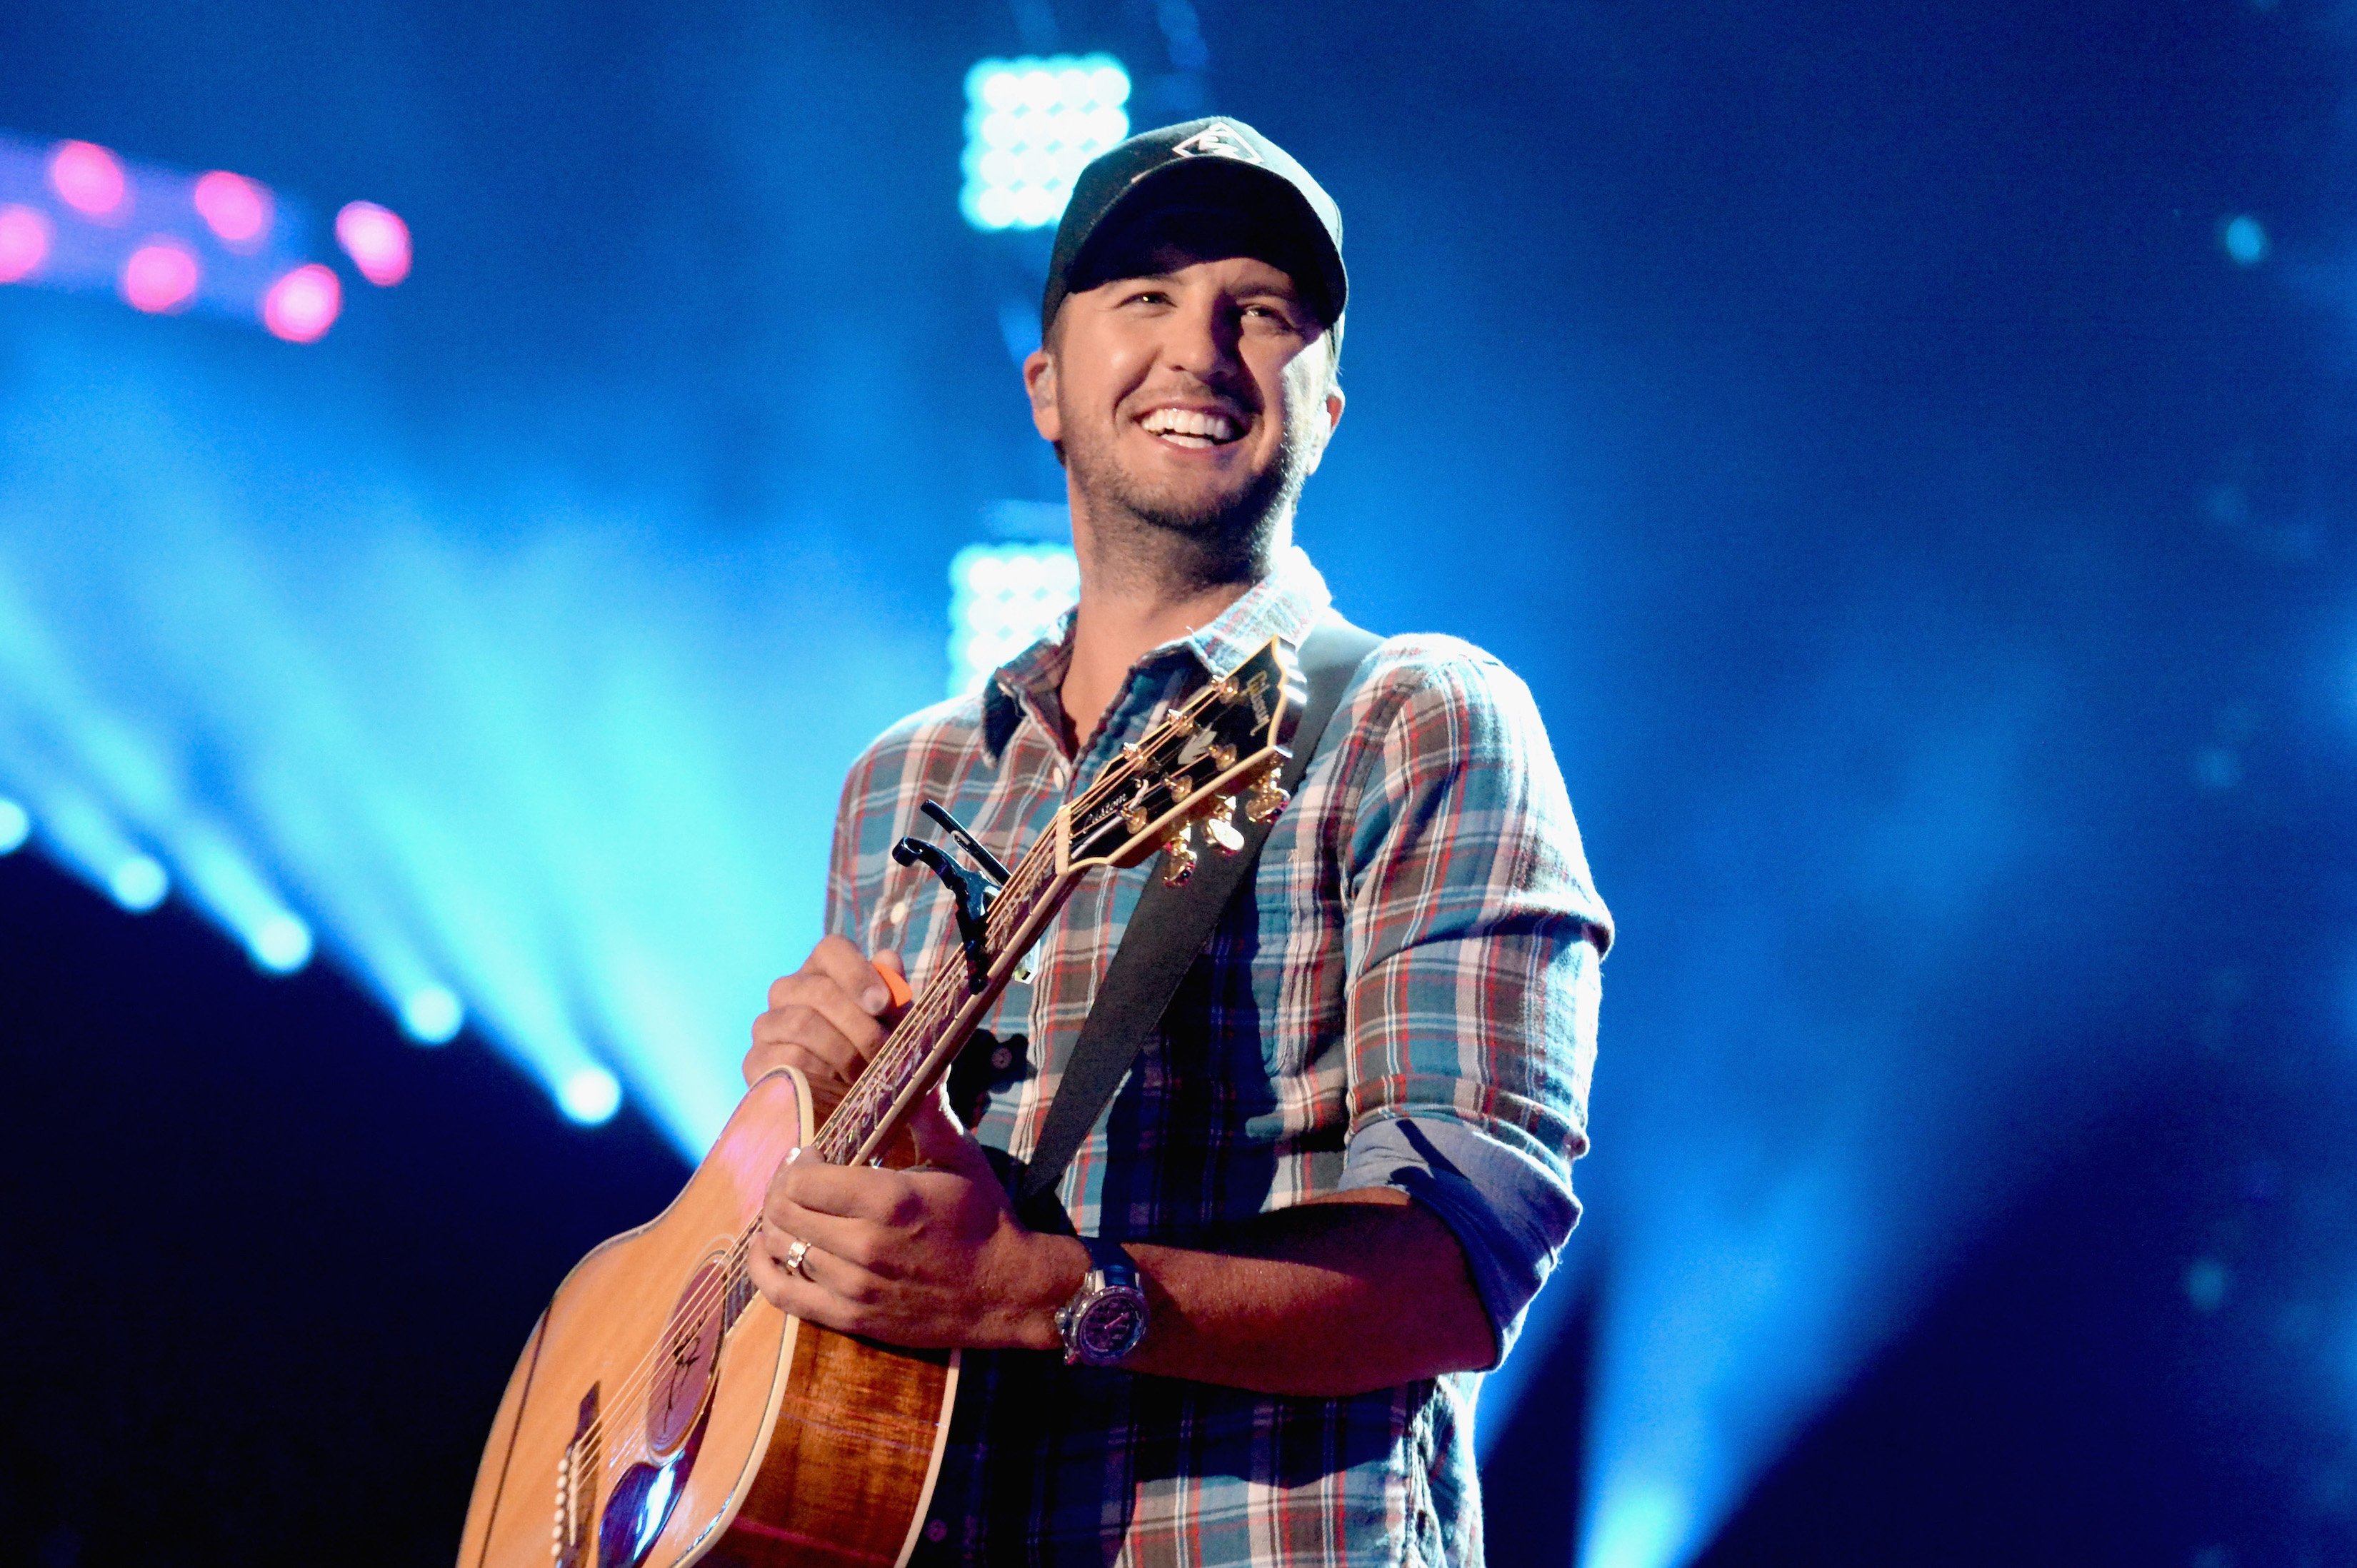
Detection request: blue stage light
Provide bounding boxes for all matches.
[401,984,464,1045]
[1585,1485,1688,1568]
[961,56,1130,231]
[0,798,26,854]
[559,1065,623,1125]
[108,853,168,912]
[249,911,313,973]
[948,541,1079,693]
[174,834,321,976]
[2223,214,2269,266]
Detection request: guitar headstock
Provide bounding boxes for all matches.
[1064,638,1307,880]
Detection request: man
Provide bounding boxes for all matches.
[744,117,1611,1564]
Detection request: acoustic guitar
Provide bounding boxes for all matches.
[456,638,1304,1568]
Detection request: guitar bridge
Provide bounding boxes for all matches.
[554,1384,601,1566]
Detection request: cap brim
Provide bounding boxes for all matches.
[1053,157,1347,331]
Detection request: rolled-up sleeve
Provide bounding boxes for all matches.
[1332,650,1611,1359]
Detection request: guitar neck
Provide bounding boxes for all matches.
[809,824,1074,1167]
[801,637,1303,1170]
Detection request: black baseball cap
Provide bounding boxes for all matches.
[1041,117,1347,341]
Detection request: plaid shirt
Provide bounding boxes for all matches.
[827,548,1609,1567]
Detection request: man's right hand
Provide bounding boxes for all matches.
[744,935,907,1104]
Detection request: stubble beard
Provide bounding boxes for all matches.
[1063,409,1314,598]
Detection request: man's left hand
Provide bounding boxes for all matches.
[749,1087,1083,1352]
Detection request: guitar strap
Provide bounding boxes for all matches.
[1014,613,1384,1223]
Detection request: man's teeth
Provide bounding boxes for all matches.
[1141,408,1240,445]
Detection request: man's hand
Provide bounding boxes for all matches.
[742,943,1493,1393]
[748,1086,1084,1351]
[744,935,909,1104]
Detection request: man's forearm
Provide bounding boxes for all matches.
[1019,1190,1496,1397]
[757,1101,1496,1391]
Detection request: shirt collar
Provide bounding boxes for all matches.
[981,544,1333,762]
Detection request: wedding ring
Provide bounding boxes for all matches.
[781,1237,812,1279]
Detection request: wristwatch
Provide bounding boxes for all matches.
[1055,1237,1149,1366]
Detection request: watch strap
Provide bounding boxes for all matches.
[1058,1235,1149,1365]
[1079,1234,1136,1284]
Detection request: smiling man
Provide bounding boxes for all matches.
[744,119,1612,1565]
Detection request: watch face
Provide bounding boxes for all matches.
[1074,1287,1149,1364]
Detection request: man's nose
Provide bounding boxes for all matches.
[1160,298,1246,382]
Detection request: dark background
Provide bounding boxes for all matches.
[4,1,2355,1564]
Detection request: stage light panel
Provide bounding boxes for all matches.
[949,541,1079,693]
[0,799,26,854]
[193,171,272,250]
[0,128,368,342]
[0,204,51,283]
[49,141,125,218]
[263,263,341,343]
[121,240,200,313]
[334,201,411,286]
[961,55,1129,231]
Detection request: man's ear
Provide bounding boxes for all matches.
[1023,346,1061,444]
[1300,383,1346,477]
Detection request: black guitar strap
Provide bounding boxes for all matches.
[1014,613,1383,1221]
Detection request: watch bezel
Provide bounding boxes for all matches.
[1058,1243,1150,1366]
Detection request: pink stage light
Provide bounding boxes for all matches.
[0,205,53,284]
[121,241,199,313]
[193,171,273,249]
[334,201,411,286]
[50,140,127,219]
[263,263,341,342]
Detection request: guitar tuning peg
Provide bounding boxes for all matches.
[1159,828,1198,886]
[1245,771,1291,825]
[1203,795,1246,856]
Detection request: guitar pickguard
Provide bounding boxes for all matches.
[597,1407,708,1568]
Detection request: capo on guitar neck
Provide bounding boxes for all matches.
[892,800,1007,994]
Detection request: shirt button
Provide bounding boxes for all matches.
[924,1519,950,1543]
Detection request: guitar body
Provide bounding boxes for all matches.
[456,636,1307,1568]
[456,1069,959,1568]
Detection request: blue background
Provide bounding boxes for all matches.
[0,1,2351,1564]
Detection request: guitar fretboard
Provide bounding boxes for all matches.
[807,828,1066,1166]
[789,642,1293,1172]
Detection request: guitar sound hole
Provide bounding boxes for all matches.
[596,1258,724,1568]
[647,1259,725,1454]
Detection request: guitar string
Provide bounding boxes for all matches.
[563,821,1071,1472]
[566,918,1026,1477]
[552,667,1257,1476]
[559,673,1258,1473]
[557,696,1247,1477]
[558,783,1109,1477]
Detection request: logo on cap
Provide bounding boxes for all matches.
[1168,122,1263,165]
